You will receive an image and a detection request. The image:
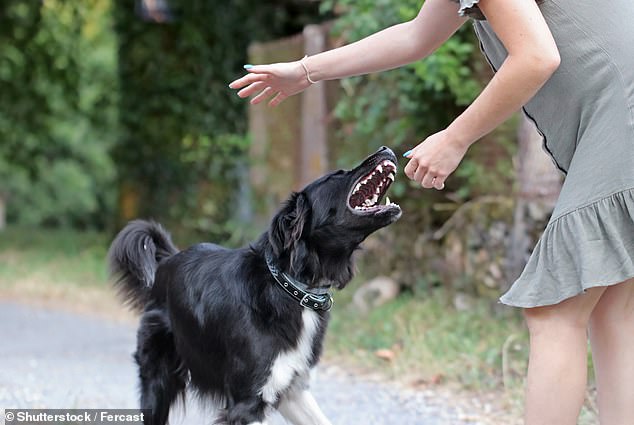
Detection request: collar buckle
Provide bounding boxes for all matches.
[300,293,334,311]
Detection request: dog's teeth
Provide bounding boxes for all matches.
[385,196,390,205]
[377,165,383,173]
[388,173,395,181]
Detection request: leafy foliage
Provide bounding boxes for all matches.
[113,0,327,242]
[0,0,118,227]
[321,0,518,295]
[322,0,480,164]
[322,0,516,195]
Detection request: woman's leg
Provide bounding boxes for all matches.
[589,278,634,425]
[523,287,606,425]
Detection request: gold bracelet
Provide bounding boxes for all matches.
[300,55,317,84]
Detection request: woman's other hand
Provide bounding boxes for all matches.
[228,60,312,107]
[403,129,470,190]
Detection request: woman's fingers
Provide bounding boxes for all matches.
[413,163,428,184]
[404,156,418,180]
[433,177,446,190]
[237,81,266,99]
[229,61,309,107]
[243,64,270,74]
[231,68,290,106]
[405,155,446,190]
[432,176,446,190]
[421,173,436,189]
[268,92,288,107]
[229,72,269,90]
[418,170,446,190]
[250,86,276,105]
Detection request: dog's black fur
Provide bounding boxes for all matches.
[108,147,401,425]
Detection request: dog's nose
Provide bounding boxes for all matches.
[377,146,394,156]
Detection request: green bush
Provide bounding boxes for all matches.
[321,0,481,164]
[321,0,518,297]
[0,0,118,228]
[112,0,328,243]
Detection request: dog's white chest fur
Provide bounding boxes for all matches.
[260,309,320,404]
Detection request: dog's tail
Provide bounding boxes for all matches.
[108,220,178,311]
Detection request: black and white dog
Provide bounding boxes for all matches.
[108,147,402,425]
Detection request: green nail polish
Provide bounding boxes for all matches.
[244,64,253,70]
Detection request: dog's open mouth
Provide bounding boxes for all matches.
[348,160,400,213]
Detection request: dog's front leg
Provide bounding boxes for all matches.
[277,390,332,425]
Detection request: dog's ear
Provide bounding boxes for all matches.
[269,192,311,257]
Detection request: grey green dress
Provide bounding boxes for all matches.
[455,0,634,307]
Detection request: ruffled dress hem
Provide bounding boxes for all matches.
[500,187,634,308]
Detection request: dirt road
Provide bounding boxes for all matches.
[0,301,483,425]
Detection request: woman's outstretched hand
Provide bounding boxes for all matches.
[403,129,470,190]
[228,60,313,107]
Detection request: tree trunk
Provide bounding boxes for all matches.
[0,194,6,230]
[506,115,563,285]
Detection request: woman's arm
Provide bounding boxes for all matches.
[444,0,560,147]
[304,0,467,81]
[405,0,560,190]
[229,0,467,106]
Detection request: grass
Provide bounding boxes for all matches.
[326,284,529,390]
[325,277,600,424]
[0,226,132,320]
[322,284,532,424]
[0,227,600,423]
[0,226,109,283]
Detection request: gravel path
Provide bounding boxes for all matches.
[0,302,482,425]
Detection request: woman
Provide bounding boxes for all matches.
[229,0,634,423]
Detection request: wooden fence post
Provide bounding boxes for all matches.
[299,24,329,189]
[248,35,305,225]
[248,25,334,223]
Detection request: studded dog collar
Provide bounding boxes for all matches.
[265,252,333,312]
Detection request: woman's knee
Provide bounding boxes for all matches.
[524,287,606,336]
